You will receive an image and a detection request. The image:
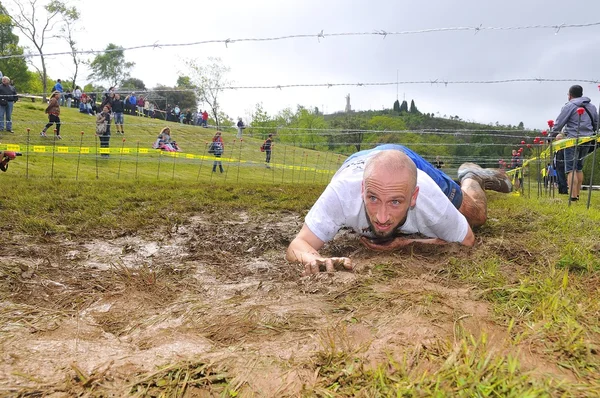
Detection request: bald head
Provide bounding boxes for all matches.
[364,150,417,190]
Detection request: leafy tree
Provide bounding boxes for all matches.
[88,43,135,87]
[248,102,277,138]
[393,99,400,113]
[152,84,196,112]
[329,114,369,152]
[58,5,80,90]
[0,5,31,91]
[295,106,327,150]
[6,0,78,97]
[185,57,231,127]
[409,99,420,114]
[399,100,408,113]
[120,78,146,91]
[517,121,524,130]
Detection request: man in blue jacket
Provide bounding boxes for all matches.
[551,85,598,201]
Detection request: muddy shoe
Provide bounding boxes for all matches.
[458,163,512,193]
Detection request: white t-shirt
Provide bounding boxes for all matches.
[305,152,469,244]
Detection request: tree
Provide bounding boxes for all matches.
[58,5,80,90]
[6,0,77,97]
[399,100,408,113]
[88,43,135,87]
[409,99,420,114]
[0,4,31,91]
[185,57,231,127]
[393,99,400,113]
[517,121,524,130]
[153,84,196,111]
[120,77,146,91]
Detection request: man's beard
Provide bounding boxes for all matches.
[365,211,408,242]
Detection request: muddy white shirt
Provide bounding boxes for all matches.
[305,156,469,244]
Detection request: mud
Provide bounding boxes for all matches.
[0,211,573,396]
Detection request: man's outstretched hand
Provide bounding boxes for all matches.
[303,257,352,276]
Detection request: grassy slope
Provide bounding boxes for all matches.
[1,103,600,395]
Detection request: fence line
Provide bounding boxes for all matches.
[2,22,599,60]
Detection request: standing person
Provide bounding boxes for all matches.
[210,131,224,173]
[128,92,137,115]
[112,93,125,134]
[41,91,62,139]
[137,95,144,117]
[64,90,72,108]
[510,149,523,190]
[202,110,209,127]
[434,155,444,169]
[551,85,598,201]
[96,105,111,158]
[52,79,64,105]
[262,134,273,168]
[553,133,569,194]
[73,86,82,108]
[236,117,245,139]
[0,76,17,133]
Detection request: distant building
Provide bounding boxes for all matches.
[345,94,351,113]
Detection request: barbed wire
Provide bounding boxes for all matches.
[2,120,543,139]
[3,22,600,61]
[18,76,600,96]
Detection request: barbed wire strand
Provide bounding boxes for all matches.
[3,22,600,60]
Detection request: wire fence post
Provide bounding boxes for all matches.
[51,129,57,180]
[236,138,243,183]
[135,141,140,180]
[76,131,84,181]
[25,128,30,179]
[313,153,320,183]
[281,145,287,184]
[171,150,177,181]
[95,133,99,179]
[586,136,598,209]
[197,142,208,182]
[157,150,162,180]
[224,140,234,183]
[118,138,126,179]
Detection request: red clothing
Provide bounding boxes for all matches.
[202,111,209,121]
[212,135,224,149]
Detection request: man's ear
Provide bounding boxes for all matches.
[410,186,419,208]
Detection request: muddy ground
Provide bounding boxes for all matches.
[0,210,572,396]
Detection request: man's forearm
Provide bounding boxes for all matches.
[286,237,321,264]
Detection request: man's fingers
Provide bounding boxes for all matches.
[324,259,335,273]
[360,236,393,251]
[331,257,352,270]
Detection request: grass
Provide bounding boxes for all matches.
[2,105,600,395]
[0,101,346,184]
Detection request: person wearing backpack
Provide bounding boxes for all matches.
[210,131,224,173]
[550,85,599,201]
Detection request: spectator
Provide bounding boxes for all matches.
[0,76,18,133]
[153,127,181,152]
[64,90,72,108]
[179,110,185,124]
[96,105,111,158]
[144,98,150,117]
[128,92,137,115]
[236,117,246,139]
[210,131,224,173]
[148,101,155,118]
[79,97,94,115]
[100,88,114,110]
[554,133,569,194]
[137,95,144,117]
[112,93,125,134]
[52,79,64,105]
[263,134,273,168]
[41,91,62,139]
[173,104,181,121]
[510,149,523,190]
[195,110,202,126]
[202,110,209,127]
[185,109,192,125]
[73,86,82,107]
[550,84,598,201]
[434,155,444,169]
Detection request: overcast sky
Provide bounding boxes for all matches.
[8,0,600,129]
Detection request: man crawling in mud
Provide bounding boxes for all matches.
[286,144,512,276]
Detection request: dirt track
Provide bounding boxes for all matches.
[0,210,569,396]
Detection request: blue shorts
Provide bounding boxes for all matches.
[113,112,124,125]
[344,144,463,209]
[564,145,590,173]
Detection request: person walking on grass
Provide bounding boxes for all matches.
[263,134,273,168]
[96,105,111,158]
[211,131,224,173]
[41,91,62,139]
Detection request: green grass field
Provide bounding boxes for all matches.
[1,103,600,396]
